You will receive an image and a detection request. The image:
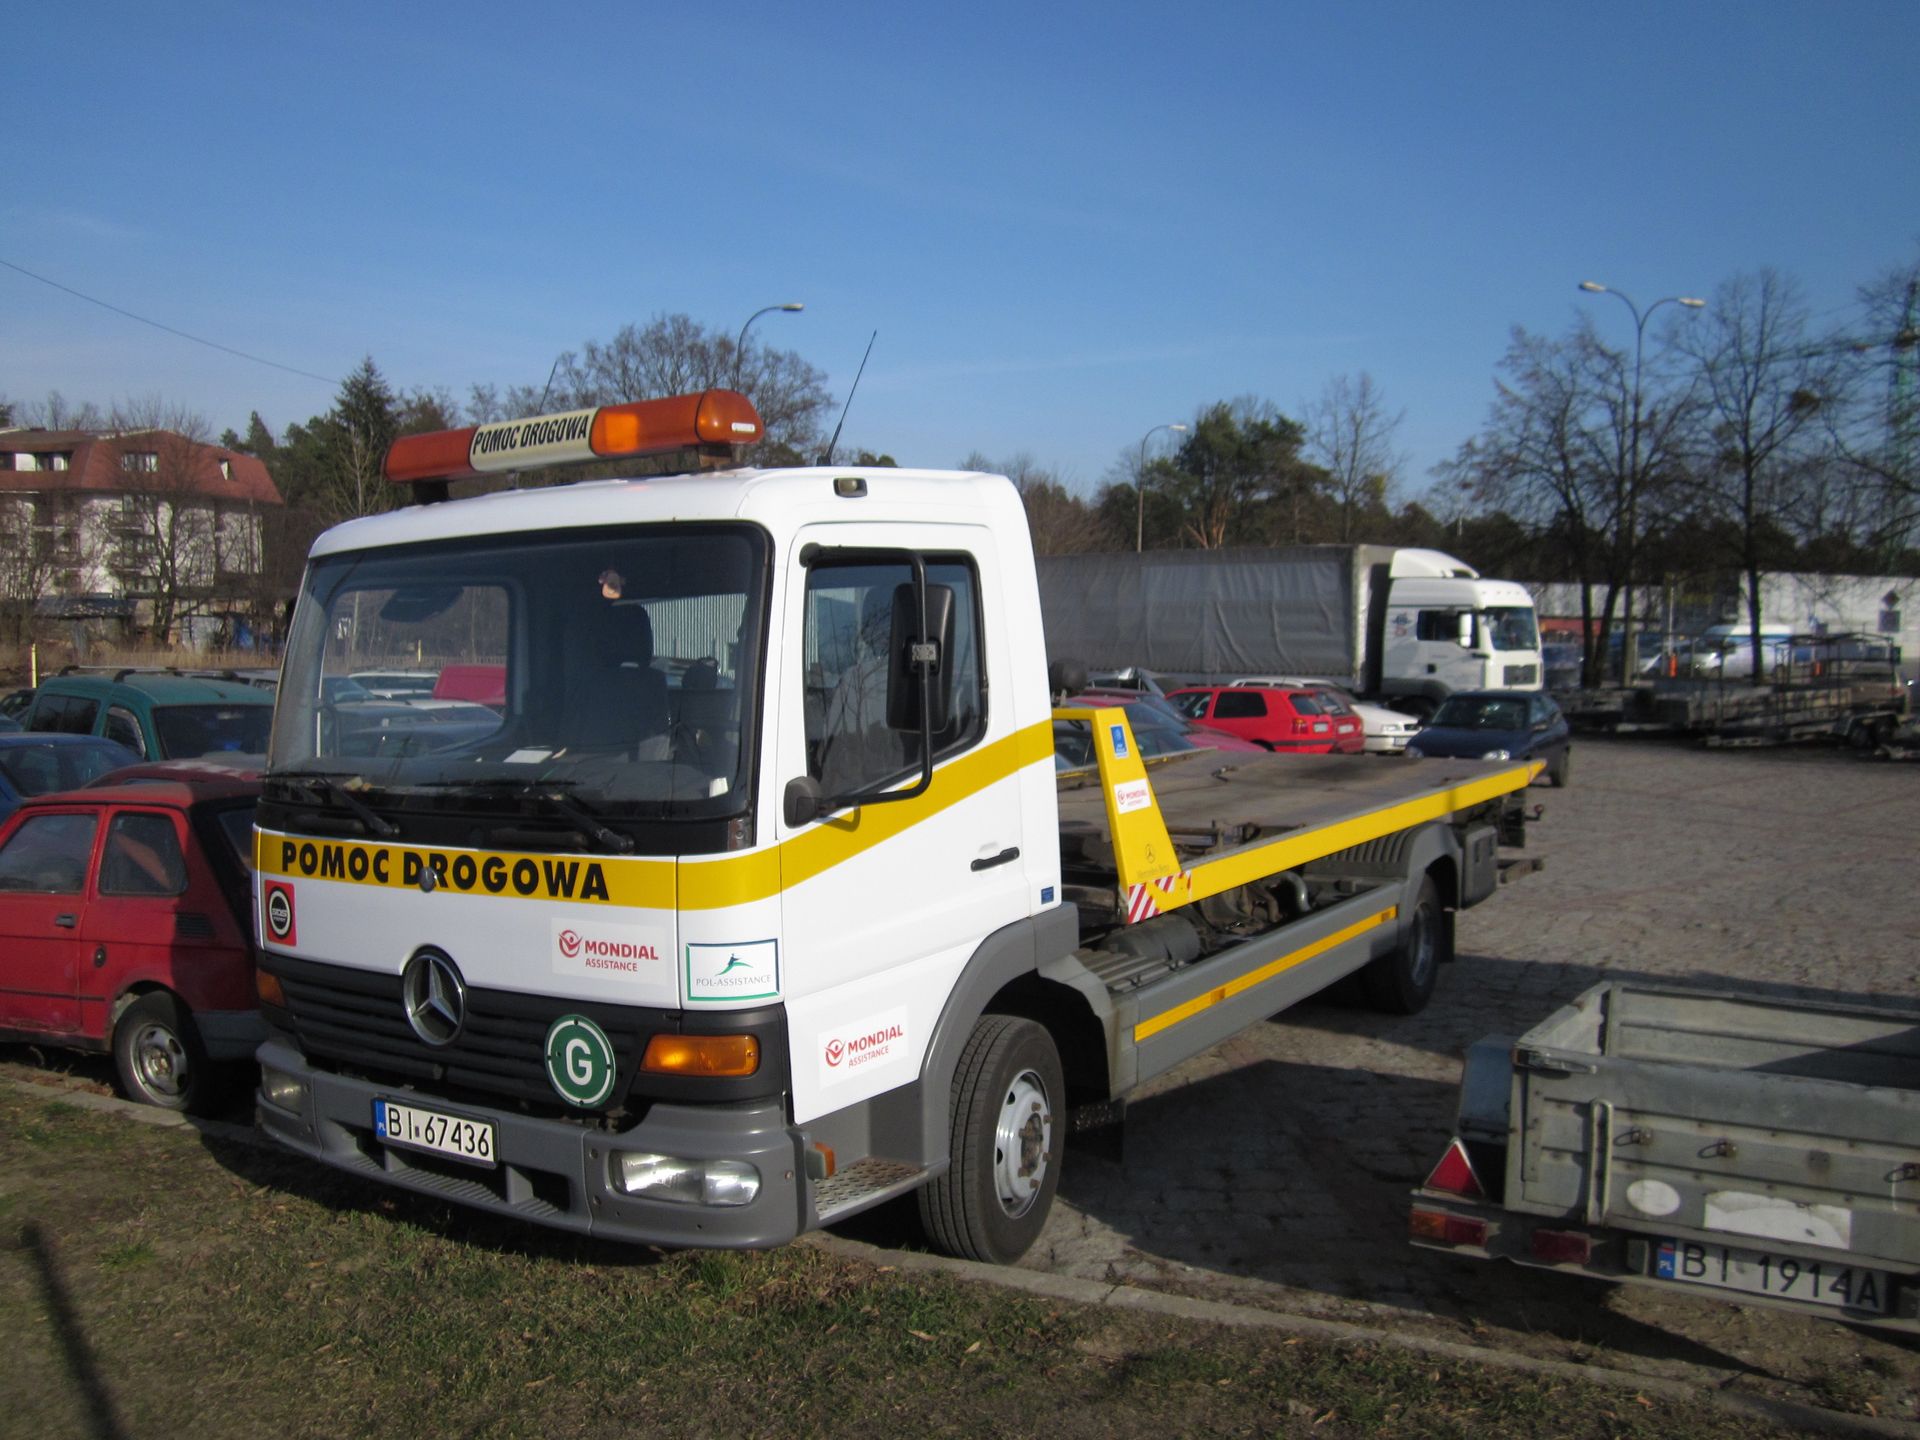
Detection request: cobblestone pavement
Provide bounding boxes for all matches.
[1027,736,1920,1417]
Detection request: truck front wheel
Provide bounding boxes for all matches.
[918,1015,1064,1265]
[1363,876,1446,1014]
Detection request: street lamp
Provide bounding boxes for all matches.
[1577,281,1705,678]
[1136,422,1188,552]
[733,303,805,390]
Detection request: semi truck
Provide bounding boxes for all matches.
[251,390,1542,1263]
[1036,545,1545,718]
[1410,981,1920,1332]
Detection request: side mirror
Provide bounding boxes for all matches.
[1455,612,1475,648]
[886,581,955,735]
[783,775,824,828]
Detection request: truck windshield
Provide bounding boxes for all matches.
[269,524,768,820]
[1484,607,1540,652]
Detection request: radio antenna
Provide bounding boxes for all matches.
[821,330,876,466]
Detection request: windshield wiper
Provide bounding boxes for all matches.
[287,775,398,838]
[419,778,633,854]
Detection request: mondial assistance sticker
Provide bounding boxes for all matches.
[545,1015,616,1107]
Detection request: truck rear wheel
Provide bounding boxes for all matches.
[918,1015,1063,1265]
[1363,876,1445,1015]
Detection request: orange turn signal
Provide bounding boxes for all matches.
[256,969,286,1006]
[640,1033,760,1078]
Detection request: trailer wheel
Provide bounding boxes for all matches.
[918,1015,1063,1265]
[1364,876,1445,1015]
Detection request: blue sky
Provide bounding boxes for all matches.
[6,2,1917,500]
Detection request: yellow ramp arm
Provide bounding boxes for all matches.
[1053,706,1181,893]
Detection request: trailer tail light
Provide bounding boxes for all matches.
[1409,1208,1488,1248]
[1530,1229,1594,1265]
[1422,1138,1487,1201]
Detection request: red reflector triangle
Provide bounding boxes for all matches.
[1423,1138,1486,1201]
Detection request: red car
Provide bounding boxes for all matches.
[0,766,262,1112]
[1167,685,1365,754]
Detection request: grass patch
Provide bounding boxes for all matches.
[0,1088,1817,1439]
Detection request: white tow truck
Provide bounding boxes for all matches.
[253,389,1542,1262]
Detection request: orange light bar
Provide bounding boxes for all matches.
[640,1032,761,1078]
[384,389,764,486]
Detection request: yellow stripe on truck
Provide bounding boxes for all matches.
[1132,907,1398,1043]
[256,718,1058,910]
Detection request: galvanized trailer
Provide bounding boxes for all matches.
[1411,980,1920,1331]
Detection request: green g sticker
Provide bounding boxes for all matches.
[545,1015,616,1107]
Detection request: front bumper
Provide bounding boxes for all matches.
[256,1038,806,1248]
[197,1009,268,1062]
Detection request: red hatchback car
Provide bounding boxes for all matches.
[0,767,262,1112]
[1167,685,1365,754]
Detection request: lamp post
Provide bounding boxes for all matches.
[733,303,805,391]
[1577,281,1704,679]
[1136,422,1188,552]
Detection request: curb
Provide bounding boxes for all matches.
[811,1233,1920,1439]
[9,1072,1914,1438]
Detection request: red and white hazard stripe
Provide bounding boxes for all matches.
[1124,870,1192,924]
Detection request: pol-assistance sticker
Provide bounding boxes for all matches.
[685,940,779,1002]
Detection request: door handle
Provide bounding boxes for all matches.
[54,913,77,929]
[971,846,1020,872]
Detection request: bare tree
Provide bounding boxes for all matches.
[104,400,223,644]
[960,451,1098,555]
[1304,373,1405,542]
[1676,271,1845,680]
[543,313,832,459]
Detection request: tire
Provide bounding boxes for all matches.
[1548,746,1572,788]
[1363,875,1447,1015]
[918,1016,1064,1264]
[112,992,218,1114]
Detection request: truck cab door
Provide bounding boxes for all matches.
[0,809,101,1037]
[775,526,1028,1125]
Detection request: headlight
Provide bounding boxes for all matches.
[1480,748,1511,761]
[612,1152,761,1207]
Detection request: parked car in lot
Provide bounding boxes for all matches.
[0,734,141,823]
[1227,676,1422,754]
[1071,689,1267,753]
[25,670,275,760]
[1405,689,1571,786]
[0,764,263,1112]
[1166,685,1365,754]
[1055,691,1266,770]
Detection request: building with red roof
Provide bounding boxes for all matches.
[0,426,284,646]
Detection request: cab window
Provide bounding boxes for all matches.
[803,556,984,795]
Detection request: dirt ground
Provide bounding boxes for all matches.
[1025,735,1920,1421]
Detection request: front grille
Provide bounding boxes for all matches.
[1504,664,1539,687]
[263,952,788,1113]
[271,955,650,1113]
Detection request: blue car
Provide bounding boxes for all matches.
[1405,689,1571,787]
[0,734,141,823]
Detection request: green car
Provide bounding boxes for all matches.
[24,670,275,761]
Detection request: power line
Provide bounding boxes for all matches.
[0,257,339,387]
